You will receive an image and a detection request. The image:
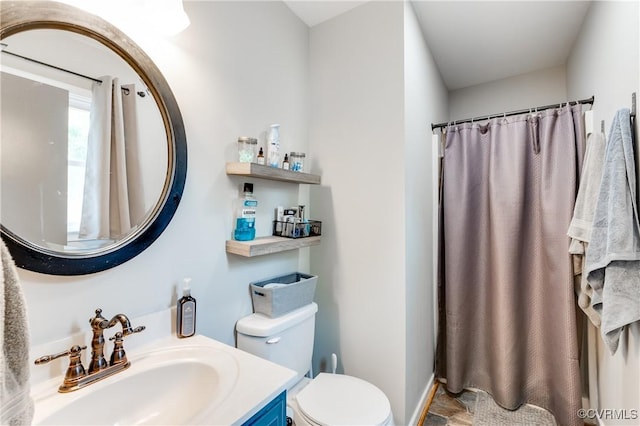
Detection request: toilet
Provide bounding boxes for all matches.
[236,302,393,426]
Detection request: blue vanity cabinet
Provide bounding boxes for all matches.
[242,391,287,426]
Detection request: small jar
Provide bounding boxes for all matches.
[237,137,257,163]
[289,152,306,172]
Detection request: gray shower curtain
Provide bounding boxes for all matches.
[436,105,585,426]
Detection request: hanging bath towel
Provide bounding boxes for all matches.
[568,131,606,327]
[0,239,34,425]
[585,108,640,355]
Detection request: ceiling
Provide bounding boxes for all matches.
[284,1,369,27]
[284,1,592,90]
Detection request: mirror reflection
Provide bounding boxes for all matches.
[1,29,167,253]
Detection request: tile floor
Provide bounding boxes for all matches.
[423,384,476,425]
[422,383,596,426]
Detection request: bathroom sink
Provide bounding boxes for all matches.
[30,315,297,425]
[32,340,239,425]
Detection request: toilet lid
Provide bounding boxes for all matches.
[295,373,391,426]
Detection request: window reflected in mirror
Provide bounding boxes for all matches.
[67,93,91,242]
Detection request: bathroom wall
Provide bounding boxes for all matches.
[403,1,449,420]
[19,1,310,351]
[1,72,68,246]
[448,64,568,120]
[308,1,447,423]
[566,0,640,422]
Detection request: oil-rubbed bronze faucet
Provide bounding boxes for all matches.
[88,309,145,373]
[34,308,145,393]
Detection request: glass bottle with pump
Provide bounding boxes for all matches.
[267,124,280,168]
[234,183,257,241]
[177,278,196,338]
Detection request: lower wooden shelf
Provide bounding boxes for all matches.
[226,236,321,257]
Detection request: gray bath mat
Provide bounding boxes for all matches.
[472,390,557,426]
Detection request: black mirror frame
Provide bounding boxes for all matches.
[0,1,187,275]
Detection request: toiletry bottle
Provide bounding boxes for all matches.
[275,206,284,235]
[282,153,289,170]
[177,278,196,338]
[234,183,257,241]
[257,147,265,165]
[267,124,280,168]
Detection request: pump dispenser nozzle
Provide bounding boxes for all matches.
[182,277,192,297]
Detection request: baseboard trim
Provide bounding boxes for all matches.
[408,373,435,426]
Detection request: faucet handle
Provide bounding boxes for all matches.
[108,325,144,366]
[34,345,87,365]
[35,345,87,387]
[108,332,128,365]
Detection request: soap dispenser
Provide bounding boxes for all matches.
[177,278,196,338]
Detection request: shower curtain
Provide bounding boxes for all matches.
[78,77,144,240]
[436,105,585,426]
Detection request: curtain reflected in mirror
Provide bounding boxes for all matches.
[78,76,145,245]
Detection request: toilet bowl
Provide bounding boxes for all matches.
[290,373,393,426]
[236,302,393,426]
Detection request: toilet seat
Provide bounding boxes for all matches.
[295,373,392,426]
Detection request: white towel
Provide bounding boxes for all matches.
[568,132,606,327]
[584,108,640,354]
[0,239,34,425]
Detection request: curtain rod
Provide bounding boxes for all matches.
[1,46,147,97]
[431,96,595,132]
[1,47,103,84]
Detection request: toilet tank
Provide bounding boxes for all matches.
[236,302,317,380]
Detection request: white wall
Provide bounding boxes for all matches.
[308,1,447,423]
[1,72,68,245]
[566,1,640,422]
[448,64,568,121]
[403,1,448,421]
[19,1,310,352]
[308,2,406,421]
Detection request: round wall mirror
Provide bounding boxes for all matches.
[0,1,187,275]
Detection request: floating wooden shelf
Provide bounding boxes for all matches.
[226,162,321,185]
[226,236,321,257]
